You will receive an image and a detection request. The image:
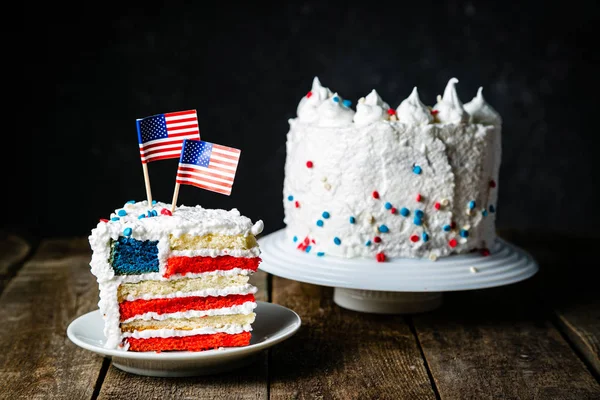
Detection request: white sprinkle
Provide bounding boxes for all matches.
[429,253,438,261]
[441,199,449,206]
[324,183,332,191]
[470,266,478,273]
[321,176,327,182]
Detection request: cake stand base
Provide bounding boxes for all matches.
[333,288,443,314]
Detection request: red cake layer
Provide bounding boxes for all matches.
[119,293,255,321]
[127,332,252,352]
[164,255,261,278]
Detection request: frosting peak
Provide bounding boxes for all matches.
[433,78,469,124]
[353,89,390,127]
[296,76,332,123]
[397,87,434,125]
[463,87,502,125]
[316,93,355,127]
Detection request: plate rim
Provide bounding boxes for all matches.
[67,300,301,360]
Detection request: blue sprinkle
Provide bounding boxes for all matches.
[384,202,392,210]
[460,229,469,238]
[342,99,352,107]
[126,200,135,204]
[111,217,120,222]
[365,240,372,246]
[147,211,152,218]
[305,245,312,253]
[349,216,356,224]
[489,205,496,213]
[317,252,325,257]
[443,224,451,232]
[316,220,324,227]
[138,214,146,219]
[468,200,476,210]
[413,165,422,175]
[415,209,424,218]
[151,210,158,217]
[123,227,132,236]
[400,207,410,217]
[334,237,341,245]
[413,217,423,226]
[482,209,489,217]
[322,211,330,219]
[379,224,389,233]
[287,195,294,201]
[293,236,298,242]
[422,232,429,242]
[332,96,340,103]
[117,209,127,217]
[152,200,157,205]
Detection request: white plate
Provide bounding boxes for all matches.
[67,301,301,377]
[258,229,539,314]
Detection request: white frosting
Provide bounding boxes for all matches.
[123,284,257,302]
[122,302,257,323]
[296,77,332,123]
[432,78,469,124]
[397,87,434,125]
[464,87,502,125]
[316,92,355,127]
[353,90,390,126]
[123,323,253,339]
[88,201,262,349]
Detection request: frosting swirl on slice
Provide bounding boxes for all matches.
[432,78,469,124]
[353,89,390,127]
[297,77,332,123]
[316,93,355,127]
[397,87,434,125]
[464,87,502,125]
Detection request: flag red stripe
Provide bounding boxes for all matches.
[165,117,198,125]
[177,166,234,182]
[163,130,200,138]
[206,163,237,174]
[165,110,197,118]
[210,151,240,162]
[176,179,232,195]
[212,143,241,154]
[176,172,233,187]
[141,154,180,163]
[140,142,184,154]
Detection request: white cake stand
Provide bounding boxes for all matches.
[258,229,538,314]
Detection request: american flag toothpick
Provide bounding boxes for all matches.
[135,110,200,205]
[171,139,241,212]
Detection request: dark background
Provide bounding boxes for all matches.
[7,0,599,240]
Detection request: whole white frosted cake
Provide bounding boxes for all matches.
[283,77,502,261]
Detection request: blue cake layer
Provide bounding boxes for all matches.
[110,236,159,275]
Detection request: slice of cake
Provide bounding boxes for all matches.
[284,77,502,261]
[88,200,264,352]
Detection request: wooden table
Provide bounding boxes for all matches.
[1,231,599,399]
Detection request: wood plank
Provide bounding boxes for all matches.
[269,277,437,400]
[0,232,31,293]
[412,278,600,399]
[0,238,105,400]
[97,269,269,400]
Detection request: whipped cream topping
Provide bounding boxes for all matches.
[316,92,355,127]
[296,77,332,123]
[397,87,434,125]
[432,78,469,124]
[464,87,502,125]
[353,90,390,127]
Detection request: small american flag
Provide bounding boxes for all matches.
[136,110,200,163]
[176,139,241,196]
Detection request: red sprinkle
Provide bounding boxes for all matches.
[295,201,300,208]
[390,207,397,214]
[410,234,419,243]
[434,202,441,210]
[160,208,172,216]
[386,109,396,115]
[311,239,316,244]
[372,191,380,199]
[489,180,497,188]
[99,218,109,223]
[416,194,422,202]
[306,161,313,168]
[306,91,313,98]
[376,252,386,262]
[430,109,439,116]
[373,236,382,243]
[481,248,491,256]
[449,239,458,248]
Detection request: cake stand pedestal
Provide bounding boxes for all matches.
[258,229,538,314]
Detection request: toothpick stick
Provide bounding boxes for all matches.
[171,182,180,213]
[142,163,153,205]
